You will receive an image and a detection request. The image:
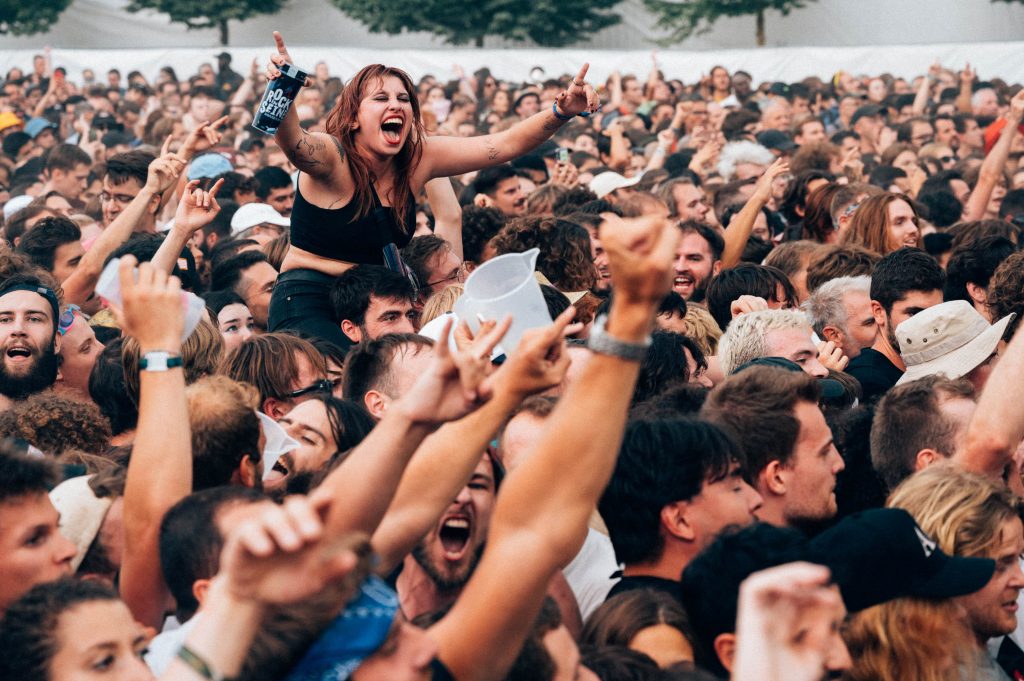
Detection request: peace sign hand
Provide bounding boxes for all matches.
[554,63,599,118]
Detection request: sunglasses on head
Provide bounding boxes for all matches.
[58,304,83,336]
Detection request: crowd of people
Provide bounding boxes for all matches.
[0,33,1023,681]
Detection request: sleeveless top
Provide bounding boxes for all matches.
[290,175,415,266]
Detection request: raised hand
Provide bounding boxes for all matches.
[733,562,848,681]
[817,340,849,372]
[180,116,231,161]
[731,295,769,319]
[144,136,186,194]
[491,307,577,399]
[219,496,365,605]
[960,62,976,85]
[600,214,679,306]
[554,64,599,117]
[266,31,311,85]
[1009,89,1024,122]
[550,158,579,188]
[174,178,225,235]
[397,316,511,425]
[753,158,790,203]
[112,256,185,353]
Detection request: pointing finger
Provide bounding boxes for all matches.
[574,63,590,85]
[160,135,172,157]
[273,31,288,55]
[208,177,225,199]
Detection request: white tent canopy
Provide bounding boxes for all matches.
[1,0,1024,83]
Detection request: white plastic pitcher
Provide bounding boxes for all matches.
[454,248,552,354]
[96,258,206,341]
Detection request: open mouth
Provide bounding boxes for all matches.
[438,516,471,562]
[381,116,404,145]
[6,347,31,360]
[674,275,694,291]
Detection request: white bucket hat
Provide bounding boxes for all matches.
[895,300,1015,386]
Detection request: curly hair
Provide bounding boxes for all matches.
[0,392,111,456]
[987,250,1024,340]
[489,215,596,291]
[683,306,722,356]
[460,205,506,264]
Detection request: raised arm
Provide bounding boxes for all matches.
[265,31,342,179]
[371,312,572,573]
[721,159,789,269]
[424,177,463,259]
[958,323,1024,477]
[911,63,939,117]
[115,258,190,629]
[421,64,598,179]
[963,89,1023,222]
[152,179,224,274]
[61,146,183,307]
[160,496,364,681]
[956,63,975,115]
[431,215,679,681]
[313,320,506,537]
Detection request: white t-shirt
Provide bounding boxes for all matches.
[563,528,619,620]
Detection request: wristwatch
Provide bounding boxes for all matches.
[587,314,651,362]
[139,351,183,372]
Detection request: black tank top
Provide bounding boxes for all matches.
[290,176,415,266]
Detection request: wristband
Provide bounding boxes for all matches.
[139,351,183,372]
[551,102,573,121]
[177,645,224,681]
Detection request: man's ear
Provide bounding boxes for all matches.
[714,632,737,674]
[147,191,161,216]
[192,578,212,608]
[262,397,289,420]
[821,325,843,346]
[965,282,988,308]
[761,459,787,496]
[915,448,943,471]
[237,455,259,488]
[712,260,723,277]
[340,319,362,343]
[363,390,387,420]
[660,501,696,542]
[870,300,887,328]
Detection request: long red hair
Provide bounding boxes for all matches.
[325,64,425,229]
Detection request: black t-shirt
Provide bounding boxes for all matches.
[606,575,683,604]
[846,348,903,404]
[430,658,457,680]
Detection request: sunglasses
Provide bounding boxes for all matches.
[938,155,957,164]
[286,379,333,400]
[58,304,83,336]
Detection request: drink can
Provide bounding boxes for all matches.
[252,62,308,135]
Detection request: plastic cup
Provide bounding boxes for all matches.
[453,248,552,354]
[95,258,206,341]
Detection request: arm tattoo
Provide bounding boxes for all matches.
[485,138,500,161]
[294,130,326,170]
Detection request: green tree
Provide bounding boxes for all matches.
[644,0,814,46]
[0,0,72,35]
[329,0,622,47]
[126,0,287,45]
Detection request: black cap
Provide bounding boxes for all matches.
[216,52,232,62]
[731,356,846,400]
[91,112,122,131]
[808,508,995,612]
[756,129,797,152]
[850,104,885,127]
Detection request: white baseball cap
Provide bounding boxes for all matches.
[230,203,290,236]
[588,171,642,199]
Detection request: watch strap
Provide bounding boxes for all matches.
[586,314,651,362]
[139,351,183,371]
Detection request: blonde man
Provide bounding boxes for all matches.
[889,463,1024,679]
[717,308,829,377]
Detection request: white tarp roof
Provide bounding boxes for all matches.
[1,0,1024,83]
